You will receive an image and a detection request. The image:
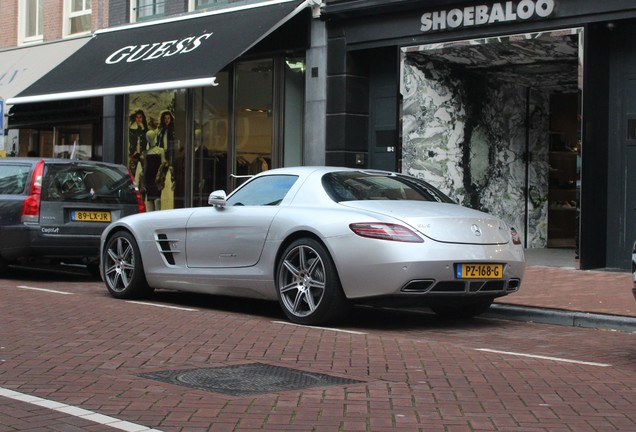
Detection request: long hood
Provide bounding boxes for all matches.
[340,201,511,245]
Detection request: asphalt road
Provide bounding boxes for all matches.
[1,266,635,431]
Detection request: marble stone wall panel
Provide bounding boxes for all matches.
[401,56,549,247]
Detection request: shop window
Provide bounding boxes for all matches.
[19,0,44,44]
[134,0,165,22]
[234,60,274,188]
[5,125,94,160]
[127,91,185,212]
[284,57,305,167]
[193,72,230,207]
[65,0,91,36]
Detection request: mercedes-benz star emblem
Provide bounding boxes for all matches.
[471,224,482,236]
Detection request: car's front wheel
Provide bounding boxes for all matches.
[276,238,350,325]
[102,230,152,299]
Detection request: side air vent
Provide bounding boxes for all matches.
[156,233,176,265]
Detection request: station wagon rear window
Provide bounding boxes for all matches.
[41,163,138,204]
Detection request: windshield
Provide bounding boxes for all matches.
[322,171,454,204]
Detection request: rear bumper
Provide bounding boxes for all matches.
[0,224,100,262]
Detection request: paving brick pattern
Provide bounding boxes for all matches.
[0,267,635,431]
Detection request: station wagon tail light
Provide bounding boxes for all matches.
[21,160,44,223]
[128,168,146,213]
[349,223,424,243]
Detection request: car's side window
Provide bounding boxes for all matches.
[0,164,30,195]
[227,175,298,206]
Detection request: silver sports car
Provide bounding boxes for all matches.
[100,166,525,325]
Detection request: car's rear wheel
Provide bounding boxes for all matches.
[102,230,152,299]
[430,297,494,319]
[276,238,350,325]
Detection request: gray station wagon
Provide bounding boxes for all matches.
[0,158,145,275]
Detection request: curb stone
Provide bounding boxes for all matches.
[486,304,636,333]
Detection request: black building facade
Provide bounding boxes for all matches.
[322,0,636,270]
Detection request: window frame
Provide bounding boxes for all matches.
[63,0,92,37]
[18,0,44,45]
[130,0,166,23]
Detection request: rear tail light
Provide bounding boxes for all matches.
[21,160,44,223]
[128,168,146,213]
[349,223,424,243]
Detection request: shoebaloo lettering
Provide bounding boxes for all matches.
[420,0,555,32]
[105,32,213,64]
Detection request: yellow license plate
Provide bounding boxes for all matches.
[71,210,111,222]
[457,264,503,279]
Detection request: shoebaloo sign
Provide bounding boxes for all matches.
[420,0,555,33]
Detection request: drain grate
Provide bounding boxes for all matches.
[138,363,364,396]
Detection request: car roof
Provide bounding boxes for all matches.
[254,166,397,177]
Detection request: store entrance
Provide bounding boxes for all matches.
[400,29,582,256]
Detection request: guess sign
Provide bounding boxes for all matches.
[105,32,213,64]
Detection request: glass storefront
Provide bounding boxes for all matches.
[126,56,305,212]
[5,124,97,159]
[4,99,102,159]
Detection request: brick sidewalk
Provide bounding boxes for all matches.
[496,265,636,317]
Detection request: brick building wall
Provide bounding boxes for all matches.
[42,0,64,41]
[0,1,18,50]
[0,0,109,51]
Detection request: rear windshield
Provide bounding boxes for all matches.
[322,171,455,203]
[0,163,31,195]
[41,163,138,204]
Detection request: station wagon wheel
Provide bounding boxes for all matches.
[102,230,152,299]
[276,238,350,325]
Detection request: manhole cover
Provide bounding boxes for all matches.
[138,363,364,396]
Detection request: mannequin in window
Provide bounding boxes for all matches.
[141,129,166,211]
[157,110,176,190]
[128,109,148,172]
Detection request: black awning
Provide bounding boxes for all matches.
[8,0,306,104]
[0,37,90,105]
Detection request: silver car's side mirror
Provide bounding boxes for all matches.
[208,190,227,207]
